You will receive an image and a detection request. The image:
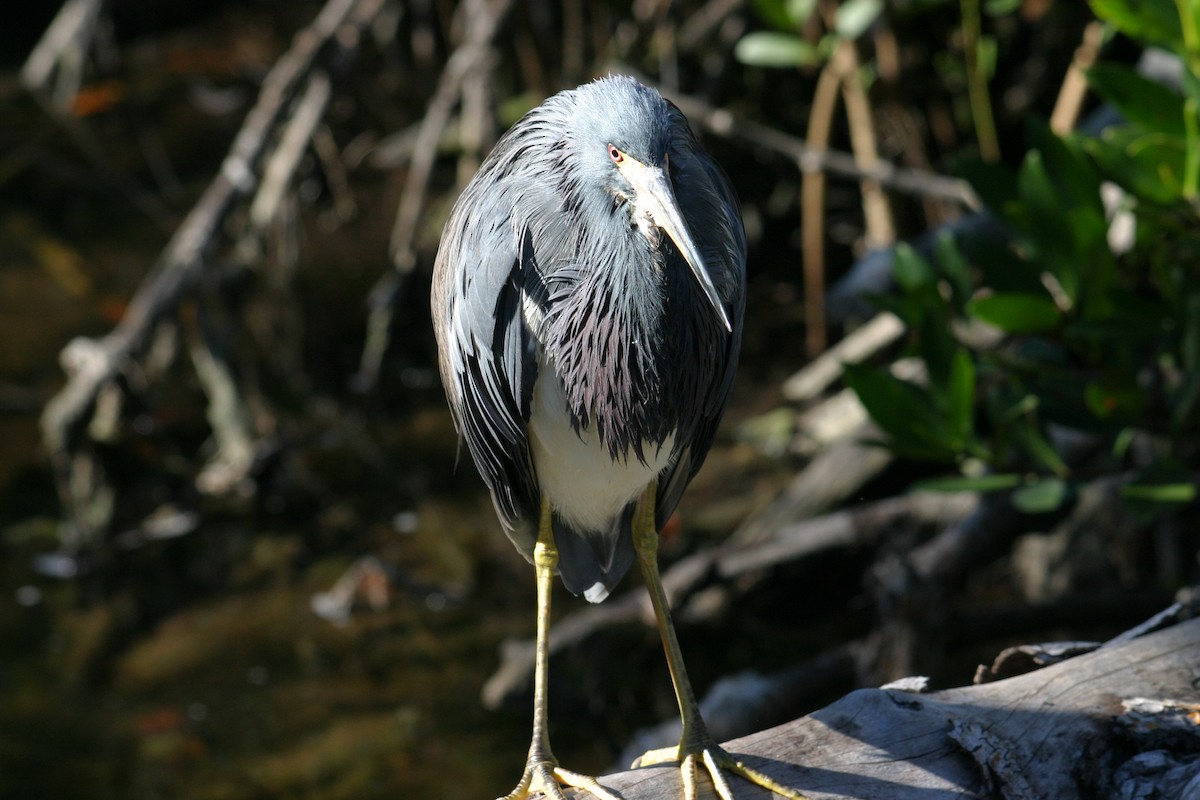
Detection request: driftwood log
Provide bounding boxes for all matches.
[585,615,1200,800]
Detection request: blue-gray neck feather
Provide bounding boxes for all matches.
[510,77,723,462]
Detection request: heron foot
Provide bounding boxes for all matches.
[498,758,622,800]
[634,742,809,800]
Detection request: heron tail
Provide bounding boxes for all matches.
[553,508,635,603]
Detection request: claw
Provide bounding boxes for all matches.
[631,744,681,768]
[499,759,622,800]
[635,742,809,800]
[552,766,623,800]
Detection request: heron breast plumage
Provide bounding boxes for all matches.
[527,348,676,546]
[433,74,745,603]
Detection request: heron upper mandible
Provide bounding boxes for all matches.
[433,75,806,800]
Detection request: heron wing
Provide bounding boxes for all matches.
[433,174,541,560]
[655,110,748,529]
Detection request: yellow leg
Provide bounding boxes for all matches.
[499,498,621,800]
[631,484,809,800]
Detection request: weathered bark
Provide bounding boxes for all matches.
[589,616,1200,799]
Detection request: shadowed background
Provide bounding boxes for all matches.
[2,1,1195,798]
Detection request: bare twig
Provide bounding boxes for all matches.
[457,24,499,185]
[189,72,336,497]
[720,490,976,578]
[802,61,841,357]
[782,311,906,402]
[1050,21,1105,136]
[21,0,172,227]
[960,0,1000,161]
[661,90,981,209]
[790,387,868,457]
[389,0,512,268]
[313,125,358,224]
[735,358,926,546]
[357,0,514,390]
[677,0,743,52]
[41,0,387,533]
[361,122,423,169]
[832,38,895,249]
[610,64,980,208]
[870,436,1107,680]
[188,317,257,496]
[20,0,105,105]
[250,71,333,230]
[802,0,896,357]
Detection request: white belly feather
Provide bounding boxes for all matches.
[528,354,675,534]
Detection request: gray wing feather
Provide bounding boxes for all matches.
[432,174,540,560]
[434,89,745,592]
[655,107,747,529]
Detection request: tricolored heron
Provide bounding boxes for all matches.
[433,75,804,800]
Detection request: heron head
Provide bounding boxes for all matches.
[566,76,733,332]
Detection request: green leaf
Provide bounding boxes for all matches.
[1010,418,1070,477]
[1121,482,1197,503]
[1012,477,1069,513]
[1089,0,1183,49]
[892,242,934,292]
[785,0,819,26]
[1015,132,1111,306]
[934,231,972,310]
[1029,123,1105,220]
[977,35,998,81]
[963,236,1043,295]
[947,348,976,443]
[969,292,1062,333]
[735,32,820,67]
[843,363,957,461]
[1121,459,1197,519]
[996,391,1039,423]
[917,309,960,388]
[893,0,955,13]
[1064,291,1168,344]
[1083,128,1189,204]
[1173,293,1200,425]
[914,473,1022,492]
[835,0,884,39]
[1087,64,1188,139]
[863,291,908,320]
[750,0,793,31]
[984,0,1022,14]
[1084,376,1145,421]
[1186,64,1200,106]
[1012,151,1077,299]
[956,155,1019,214]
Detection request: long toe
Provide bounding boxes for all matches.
[499,759,622,800]
[630,744,681,768]
[698,744,810,800]
[635,742,809,800]
[552,766,623,800]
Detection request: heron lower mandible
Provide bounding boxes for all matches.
[433,75,807,800]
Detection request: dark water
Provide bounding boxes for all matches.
[0,256,800,800]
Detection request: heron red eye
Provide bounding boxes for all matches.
[607,145,623,163]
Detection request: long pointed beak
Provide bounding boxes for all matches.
[619,158,733,332]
